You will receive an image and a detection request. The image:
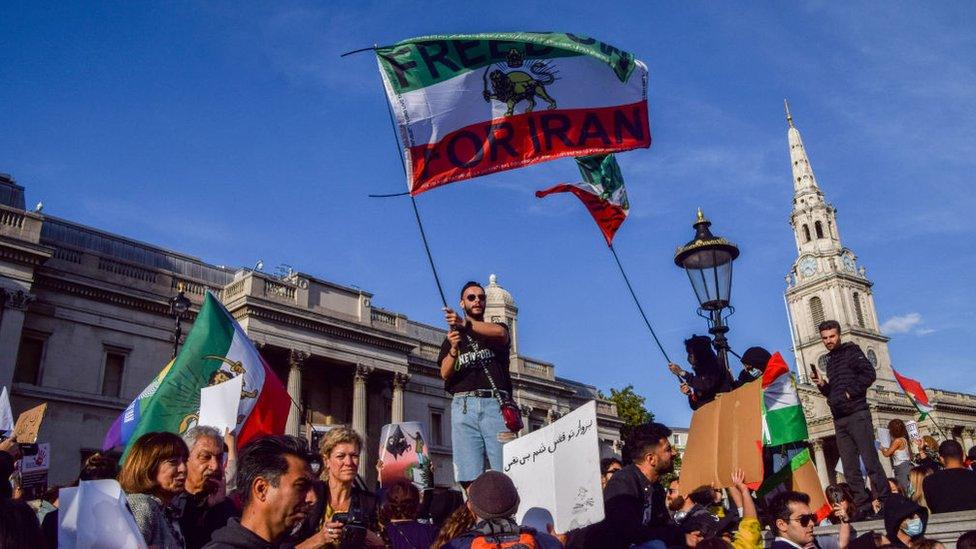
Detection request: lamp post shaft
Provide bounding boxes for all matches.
[173,317,182,358]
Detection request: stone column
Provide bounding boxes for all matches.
[391,373,410,424]
[962,428,974,452]
[811,439,830,491]
[285,350,308,437]
[0,290,33,389]
[520,405,533,435]
[353,365,373,477]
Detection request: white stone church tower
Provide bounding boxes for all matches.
[782,101,896,390]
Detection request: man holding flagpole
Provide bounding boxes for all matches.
[438,281,513,488]
[810,320,890,514]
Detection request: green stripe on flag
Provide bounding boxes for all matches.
[121,293,235,461]
[757,448,812,498]
[377,32,636,94]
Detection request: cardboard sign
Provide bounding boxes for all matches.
[13,403,47,443]
[679,380,764,491]
[59,479,147,549]
[502,401,604,532]
[378,421,433,491]
[198,375,244,434]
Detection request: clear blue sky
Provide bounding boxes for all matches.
[3,2,974,428]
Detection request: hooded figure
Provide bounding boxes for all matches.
[681,335,733,410]
[734,346,772,388]
[883,494,928,548]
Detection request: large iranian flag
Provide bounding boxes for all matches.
[761,352,808,447]
[376,33,649,195]
[103,292,289,459]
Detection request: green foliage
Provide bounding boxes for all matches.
[602,384,654,426]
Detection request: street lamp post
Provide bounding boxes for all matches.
[169,288,191,358]
[674,209,740,371]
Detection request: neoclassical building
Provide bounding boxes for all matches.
[0,173,623,485]
[780,104,976,488]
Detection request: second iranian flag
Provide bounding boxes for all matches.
[376,33,649,195]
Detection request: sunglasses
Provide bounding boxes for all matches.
[464,294,486,302]
[790,514,817,527]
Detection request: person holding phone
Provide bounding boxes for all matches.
[810,320,890,516]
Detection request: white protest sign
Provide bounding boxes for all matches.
[0,386,13,436]
[60,479,147,549]
[906,420,920,441]
[198,375,244,434]
[877,427,892,448]
[502,400,603,532]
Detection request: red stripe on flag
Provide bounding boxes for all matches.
[237,361,290,448]
[408,101,650,195]
[535,183,627,245]
[892,368,931,407]
[760,352,789,388]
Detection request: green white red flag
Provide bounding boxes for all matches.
[761,352,808,446]
[756,448,831,522]
[375,33,649,195]
[892,368,934,420]
[103,292,290,459]
[535,154,629,245]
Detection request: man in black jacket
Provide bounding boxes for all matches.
[811,320,889,512]
[568,422,685,548]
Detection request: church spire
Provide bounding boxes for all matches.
[786,103,822,199]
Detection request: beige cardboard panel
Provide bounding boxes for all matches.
[13,403,47,444]
[679,380,763,490]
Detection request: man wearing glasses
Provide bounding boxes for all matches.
[438,280,513,488]
[769,491,816,549]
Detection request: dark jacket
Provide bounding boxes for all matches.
[0,449,14,500]
[686,366,734,410]
[289,479,378,544]
[567,464,682,549]
[817,342,876,418]
[177,491,241,549]
[882,494,927,548]
[203,518,290,549]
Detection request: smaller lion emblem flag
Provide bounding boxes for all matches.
[892,368,934,420]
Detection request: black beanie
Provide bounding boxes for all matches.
[741,346,772,370]
[466,470,520,519]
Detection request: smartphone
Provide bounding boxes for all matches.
[808,364,820,380]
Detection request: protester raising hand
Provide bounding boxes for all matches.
[729,468,763,549]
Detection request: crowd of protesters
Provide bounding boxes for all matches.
[3,418,976,548]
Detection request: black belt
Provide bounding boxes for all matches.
[454,389,507,398]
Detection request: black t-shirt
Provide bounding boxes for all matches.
[922,467,976,513]
[438,325,512,395]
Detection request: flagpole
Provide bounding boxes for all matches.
[374,51,449,309]
[608,244,672,364]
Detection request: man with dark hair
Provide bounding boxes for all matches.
[957,529,976,549]
[768,491,815,549]
[811,320,889,512]
[179,426,239,549]
[438,280,512,487]
[921,440,976,513]
[600,457,622,489]
[205,435,315,548]
[569,422,684,548]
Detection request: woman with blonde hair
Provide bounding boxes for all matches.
[291,426,382,547]
[908,465,935,511]
[881,419,913,494]
[119,431,189,548]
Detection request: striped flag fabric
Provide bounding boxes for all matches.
[376,33,649,195]
[757,448,831,522]
[103,292,290,458]
[760,352,808,446]
[892,368,934,420]
[535,154,629,245]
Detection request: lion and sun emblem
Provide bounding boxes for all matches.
[483,49,559,116]
[175,355,259,433]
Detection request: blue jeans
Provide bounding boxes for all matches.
[451,395,508,482]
